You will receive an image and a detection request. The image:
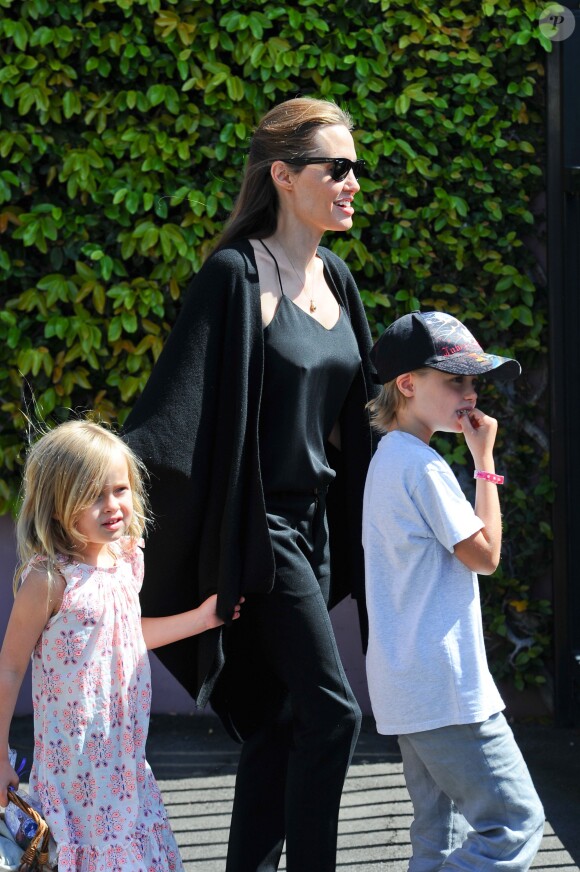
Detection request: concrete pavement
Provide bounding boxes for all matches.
[9,714,580,870]
[145,714,580,871]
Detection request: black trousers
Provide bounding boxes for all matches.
[225,493,362,872]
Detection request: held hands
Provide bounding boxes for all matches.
[457,407,498,467]
[0,759,19,809]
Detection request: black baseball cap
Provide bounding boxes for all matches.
[371,311,521,384]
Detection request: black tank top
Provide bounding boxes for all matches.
[258,245,361,496]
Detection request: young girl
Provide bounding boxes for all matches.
[0,420,242,871]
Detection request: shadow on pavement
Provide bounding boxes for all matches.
[7,714,580,870]
[512,722,580,867]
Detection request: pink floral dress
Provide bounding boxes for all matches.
[24,539,184,872]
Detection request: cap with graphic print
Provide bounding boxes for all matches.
[371,311,521,384]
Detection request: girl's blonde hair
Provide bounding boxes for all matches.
[215,97,354,251]
[14,420,149,593]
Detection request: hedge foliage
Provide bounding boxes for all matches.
[0,0,553,695]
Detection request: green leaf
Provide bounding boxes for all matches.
[0,0,553,696]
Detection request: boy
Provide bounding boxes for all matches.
[363,311,544,871]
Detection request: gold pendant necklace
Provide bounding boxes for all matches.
[279,242,317,312]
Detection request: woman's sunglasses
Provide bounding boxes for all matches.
[280,156,365,181]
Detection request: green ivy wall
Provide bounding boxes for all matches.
[0,0,553,698]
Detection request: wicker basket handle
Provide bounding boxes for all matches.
[6,791,50,872]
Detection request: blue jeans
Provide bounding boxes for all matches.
[398,712,545,871]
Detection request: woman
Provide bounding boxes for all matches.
[124,97,377,872]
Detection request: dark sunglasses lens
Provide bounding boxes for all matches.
[331,160,351,180]
[331,159,363,181]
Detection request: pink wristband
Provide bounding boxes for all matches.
[473,470,504,485]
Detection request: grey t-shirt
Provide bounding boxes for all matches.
[363,430,505,735]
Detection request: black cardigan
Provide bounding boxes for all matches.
[123,239,377,716]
